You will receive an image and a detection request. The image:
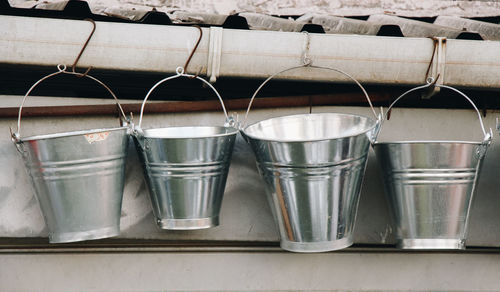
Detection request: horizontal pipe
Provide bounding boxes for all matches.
[0,92,391,118]
[1,15,499,89]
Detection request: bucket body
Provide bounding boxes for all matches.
[242,113,378,252]
[17,127,129,243]
[374,142,486,249]
[133,126,238,230]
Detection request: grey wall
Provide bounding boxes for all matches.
[1,99,500,247]
[3,96,500,291]
[3,251,500,291]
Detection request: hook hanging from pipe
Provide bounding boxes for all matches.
[387,37,444,120]
[421,37,446,99]
[72,18,96,77]
[183,25,203,76]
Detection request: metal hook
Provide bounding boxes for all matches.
[424,37,439,82]
[422,37,446,99]
[302,31,312,66]
[72,18,96,78]
[426,74,440,87]
[184,25,203,77]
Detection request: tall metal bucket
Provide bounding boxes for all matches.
[11,65,130,243]
[373,80,492,249]
[241,65,381,252]
[131,68,238,230]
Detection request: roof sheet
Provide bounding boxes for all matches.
[8,0,500,17]
[3,0,500,40]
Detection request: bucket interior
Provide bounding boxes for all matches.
[243,113,376,142]
[142,126,238,139]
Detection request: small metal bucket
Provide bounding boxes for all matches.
[11,66,130,243]
[131,69,238,230]
[373,81,492,249]
[241,65,381,252]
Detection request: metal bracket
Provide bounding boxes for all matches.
[207,26,223,84]
[369,114,383,144]
[422,37,446,99]
[475,121,494,159]
[476,139,491,159]
[131,126,147,150]
[10,127,27,155]
[225,112,239,128]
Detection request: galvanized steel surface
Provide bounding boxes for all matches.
[16,127,129,243]
[242,113,378,252]
[373,83,491,249]
[374,142,484,249]
[133,126,237,229]
[2,105,500,247]
[131,70,237,230]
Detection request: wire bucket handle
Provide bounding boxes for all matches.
[133,67,234,134]
[374,77,492,144]
[11,64,129,143]
[242,64,382,137]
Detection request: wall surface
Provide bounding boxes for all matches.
[2,251,500,291]
[2,96,500,291]
[1,97,500,247]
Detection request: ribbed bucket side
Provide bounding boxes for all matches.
[20,128,128,243]
[134,130,237,230]
[374,142,483,249]
[244,132,372,252]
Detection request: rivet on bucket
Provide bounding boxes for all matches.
[372,80,492,250]
[131,66,238,230]
[241,63,381,253]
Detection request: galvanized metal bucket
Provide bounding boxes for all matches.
[11,65,130,243]
[241,65,382,253]
[131,68,238,230]
[373,80,492,249]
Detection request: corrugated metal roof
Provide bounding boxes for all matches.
[8,0,500,17]
[2,0,500,40]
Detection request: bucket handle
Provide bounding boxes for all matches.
[375,77,492,144]
[12,64,129,142]
[135,67,232,131]
[242,64,382,129]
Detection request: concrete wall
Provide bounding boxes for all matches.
[3,251,500,291]
[2,96,500,291]
[1,96,500,247]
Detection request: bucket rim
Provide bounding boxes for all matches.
[18,126,128,142]
[140,125,239,139]
[242,112,378,143]
[373,140,481,146]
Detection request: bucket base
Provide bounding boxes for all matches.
[157,217,219,230]
[281,237,353,253]
[398,239,465,250]
[49,226,120,244]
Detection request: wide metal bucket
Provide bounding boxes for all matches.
[132,71,238,230]
[12,68,130,243]
[241,65,381,252]
[373,82,491,249]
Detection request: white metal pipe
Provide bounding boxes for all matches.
[1,15,500,89]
